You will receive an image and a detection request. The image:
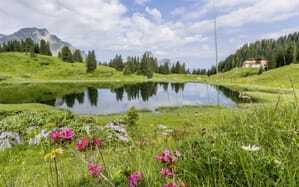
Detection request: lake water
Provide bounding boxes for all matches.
[52,82,246,115]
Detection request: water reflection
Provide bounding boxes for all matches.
[55,82,246,115]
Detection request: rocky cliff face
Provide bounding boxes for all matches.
[0,28,75,55]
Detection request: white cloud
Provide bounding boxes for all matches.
[0,0,298,68]
[0,0,211,67]
[145,7,162,22]
[134,0,150,5]
[260,27,299,40]
[186,0,299,34]
[171,7,186,17]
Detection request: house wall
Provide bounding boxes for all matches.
[243,60,268,69]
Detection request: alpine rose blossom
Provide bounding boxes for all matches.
[160,168,174,177]
[60,128,74,140]
[76,137,89,151]
[88,162,103,177]
[93,138,103,147]
[164,182,177,187]
[155,149,178,164]
[50,130,61,141]
[128,171,143,187]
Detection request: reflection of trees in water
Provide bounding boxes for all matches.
[161,82,169,92]
[87,87,98,106]
[170,83,185,93]
[62,82,187,107]
[140,82,158,101]
[114,87,124,101]
[63,92,85,107]
[112,82,159,102]
[214,85,244,103]
[77,92,85,104]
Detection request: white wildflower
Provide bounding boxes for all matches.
[241,144,261,152]
[274,159,282,166]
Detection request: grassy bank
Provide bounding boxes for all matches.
[0,100,298,186]
[1,52,299,186]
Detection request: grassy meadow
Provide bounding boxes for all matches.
[0,52,299,186]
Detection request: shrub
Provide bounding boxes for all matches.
[125,107,139,126]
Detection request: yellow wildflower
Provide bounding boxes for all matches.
[44,148,64,161]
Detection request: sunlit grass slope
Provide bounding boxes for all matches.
[0,52,143,82]
[210,64,299,89]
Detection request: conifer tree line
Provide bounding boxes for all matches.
[101,51,189,78]
[57,46,96,73]
[0,38,52,56]
[58,46,83,63]
[0,37,95,73]
[206,32,299,75]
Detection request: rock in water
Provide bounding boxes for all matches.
[105,122,129,142]
[0,131,21,150]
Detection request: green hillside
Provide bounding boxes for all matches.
[0,52,143,82]
[210,64,299,89]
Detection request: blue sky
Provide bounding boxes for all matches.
[0,0,299,69]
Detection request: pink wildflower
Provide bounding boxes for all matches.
[88,162,103,177]
[76,137,89,151]
[155,149,177,164]
[160,168,174,177]
[60,128,74,140]
[50,130,61,141]
[164,182,177,187]
[128,171,143,187]
[92,138,103,147]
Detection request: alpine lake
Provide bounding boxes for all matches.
[0,82,252,115]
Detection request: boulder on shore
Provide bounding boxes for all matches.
[0,131,22,150]
[105,121,129,142]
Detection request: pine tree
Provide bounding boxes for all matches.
[123,57,135,75]
[39,39,47,55]
[139,52,153,78]
[30,46,36,58]
[46,41,52,56]
[24,38,34,54]
[293,42,298,64]
[109,55,124,71]
[60,46,73,63]
[39,39,51,56]
[285,44,294,65]
[86,50,97,73]
[58,51,62,59]
[72,49,83,62]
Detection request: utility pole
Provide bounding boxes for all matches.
[212,0,220,106]
[213,0,219,75]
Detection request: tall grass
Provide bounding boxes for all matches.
[0,101,298,186]
[179,101,299,186]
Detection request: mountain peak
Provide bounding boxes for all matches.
[0,27,74,55]
[16,27,49,36]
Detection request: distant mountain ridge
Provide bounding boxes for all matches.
[0,28,75,55]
